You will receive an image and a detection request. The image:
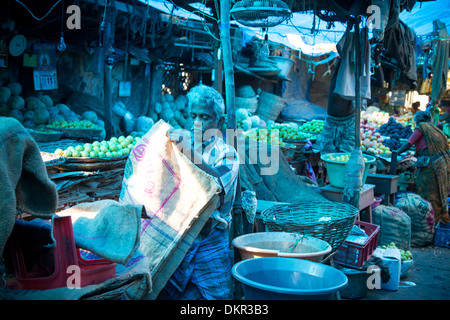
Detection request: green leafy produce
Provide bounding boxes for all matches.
[8,95,25,110]
[0,87,11,103]
[159,107,174,122]
[33,108,50,125]
[56,103,71,115]
[39,95,53,108]
[26,97,46,111]
[0,102,10,116]
[7,82,22,96]
[82,110,98,124]
[24,110,34,121]
[23,120,37,128]
[7,109,24,122]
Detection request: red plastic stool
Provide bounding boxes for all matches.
[7,216,116,290]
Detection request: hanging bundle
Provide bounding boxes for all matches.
[231,0,291,28]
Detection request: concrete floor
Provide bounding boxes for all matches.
[349,245,450,300]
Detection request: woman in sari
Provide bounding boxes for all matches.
[396,111,450,224]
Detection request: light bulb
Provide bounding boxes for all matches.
[57,34,66,52]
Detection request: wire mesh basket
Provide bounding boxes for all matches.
[231,0,292,28]
[260,201,358,254]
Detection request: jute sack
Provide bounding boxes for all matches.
[0,117,57,260]
[395,193,435,247]
[372,205,412,250]
[57,199,142,265]
[119,120,221,299]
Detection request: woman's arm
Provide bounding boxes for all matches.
[396,142,412,155]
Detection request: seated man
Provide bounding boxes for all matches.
[161,84,240,300]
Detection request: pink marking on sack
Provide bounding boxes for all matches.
[144,180,156,195]
[133,144,147,161]
[139,153,182,224]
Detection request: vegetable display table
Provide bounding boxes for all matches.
[365,173,399,205]
[320,184,375,223]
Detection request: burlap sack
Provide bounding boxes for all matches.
[372,205,412,250]
[0,117,57,260]
[395,193,435,247]
[119,120,221,299]
[57,199,142,265]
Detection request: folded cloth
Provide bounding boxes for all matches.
[57,199,142,265]
[0,117,58,260]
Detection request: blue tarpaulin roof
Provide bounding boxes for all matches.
[400,0,450,36]
[143,0,450,56]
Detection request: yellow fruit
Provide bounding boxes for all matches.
[72,150,81,157]
[64,149,73,157]
[109,143,118,152]
[84,144,92,152]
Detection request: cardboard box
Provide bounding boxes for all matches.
[373,247,401,291]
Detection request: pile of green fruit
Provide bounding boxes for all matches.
[378,242,413,262]
[299,119,325,133]
[245,128,281,145]
[47,119,101,130]
[54,135,139,158]
[269,125,315,140]
[325,153,369,162]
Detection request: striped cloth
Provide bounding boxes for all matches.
[160,136,239,300]
[162,229,233,300]
[199,136,240,231]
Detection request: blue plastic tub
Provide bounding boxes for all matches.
[232,257,348,300]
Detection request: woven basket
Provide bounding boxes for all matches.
[256,90,285,121]
[260,201,358,254]
[236,96,258,113]
[28,129,63,142]
[236,85,256,98]
[47,127,102,139]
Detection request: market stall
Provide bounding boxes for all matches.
[0,0,449,302]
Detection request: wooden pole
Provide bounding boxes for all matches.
[354,16,361,148]
[103,3,115,140]
[220,0,236,130]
